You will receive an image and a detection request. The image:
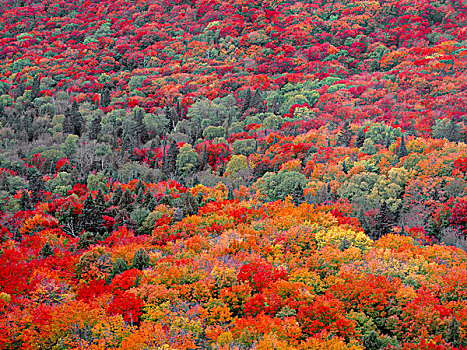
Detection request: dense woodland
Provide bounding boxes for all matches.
[1,0,467,348]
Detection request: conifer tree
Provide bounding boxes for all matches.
[242,89,252,113]
[397,134,408,160]
[446,117,461,142]
[118,190,134,212]
[355,128,366,148]
[337,120,353,147]
[40,242,53,258]
[164,140,179,175]
[342,159,348,174]
[134,108,148,146]
[31,74,41,100]
[90,115,102,140]
[385,132,391,149]
[112,186,124,206]
[101,87,111,108]
[445,316,461,347]
[373,201,393,239]
[30,169,45,204]
[133,248,150,270]
[292,182,304,205]
[80,194,102,233]
[110,258,129,280]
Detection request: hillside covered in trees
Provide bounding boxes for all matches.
[1,0,467,348]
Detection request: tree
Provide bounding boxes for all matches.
[336,120,353,147]
[134,108,148,146]
[181,192,199,217]
[40,242,53,258]
[80,194,102,233]
[29,169,45,204]
[176,144,199,176]
[355,128,366,148]
[372,201,393,239]
[90,115,102,140]
[31,75,41,100]
[101,87,111,108]
[397,135,408,160]
[242,89,252,113]
[63,100,85,136]
[445,316,461,347]
[133,248,150,270]
[254,170,309,201]
[110,258,129,280]
[163,140,179,176]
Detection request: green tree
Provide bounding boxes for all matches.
[255,170,309,201]
[176,144,199,176]
[397,135,408,160]
[40,242,54,258]
[336,120,353,147]
[133,248,150,270]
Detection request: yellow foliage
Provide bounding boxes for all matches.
[298,332,364,349]
[314,226,372,251]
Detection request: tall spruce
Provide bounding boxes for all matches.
[133,248,150,270]
[397,134,408,160]
[90,115,102,140]
[164,140,179,175]
[373,201,393,239]
[242,89,252,113]
[355,128,366,148]
[101,87,111,108]
[337,120,353,147]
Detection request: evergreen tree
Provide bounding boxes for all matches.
[362,331,384,350]
[63,101,85,136]
[112,186,124,206]
[355,128,366,148]
[118,190,134,213]
[445,316,461,347]
[90,115,102,140]
[101,87,111,108]
[62,111,74,134]
[14,82,26,101]
[342,159,349,174]
[373,201,393,239]
[110,258,129,280]
[164,140,179,175]
[336,120,353,147]
[251,89,264,112]
[80,194,103,233]
[31,75,41,100]
[292,182,304,206]
[134,108,148,146]
[385,132,391,149]
[19,189,31,210]
[446,117,461,142]
[133,248,150,270]
[181,192,199,217]
[143,190,156,210]
[397,134,408,160]
[76,231,97,250]
[29,169,45,204]
[40,242,53,258]
[242,89,252,113]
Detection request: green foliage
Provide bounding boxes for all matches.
[225,154,248,177]
[176,144,199,176]
[232,139,256,156]
[133,248,150,270]
[255,170,309,201]
[40,242,54,258]
[61,134,79,159]
[203,126,226,140]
